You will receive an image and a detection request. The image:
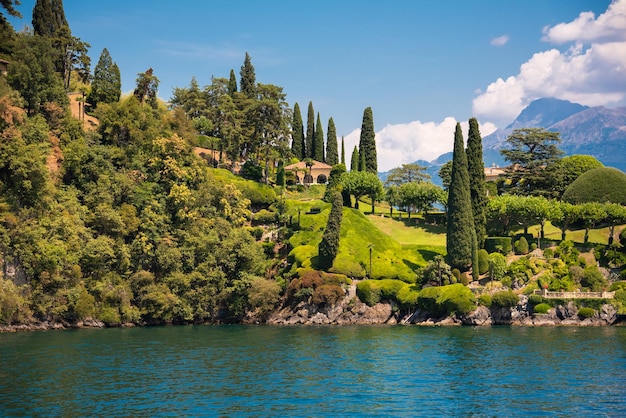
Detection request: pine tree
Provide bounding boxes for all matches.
[446,123,477,271]
[318,191,343,270]
[89,48,121,108]
[350,146,359,172]
[305,101,315,158]
[466,118,487,248]
[314,113,324,162]
[341,136,346,165]
[358,107,377,173]
[291,103,304,159]
[228,69,237,96]
[326,117,338,165]
[133,68,159,108]
[239,52,256,99]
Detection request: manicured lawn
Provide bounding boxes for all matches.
[366,214,447,246]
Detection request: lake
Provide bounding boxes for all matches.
[1,325,625,417]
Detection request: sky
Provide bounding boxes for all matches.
[6,0,626,172]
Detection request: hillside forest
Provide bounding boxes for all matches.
[1,1,625,328]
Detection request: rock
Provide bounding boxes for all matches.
[556,302,578,320]
[600,304,617,324]
[461,306,492,326]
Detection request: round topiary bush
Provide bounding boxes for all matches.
[533,303,551,314]
[562,167,626,205]
[514,237,529,255]
[577,307,595,319]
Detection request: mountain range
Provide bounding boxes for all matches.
[384,98,626,185]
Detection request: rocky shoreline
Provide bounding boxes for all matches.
[2,294,623,332]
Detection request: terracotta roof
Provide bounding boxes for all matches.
[285,160,332,170]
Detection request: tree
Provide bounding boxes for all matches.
[500,127,563,196]
[399,181,444,220]
[562,167,626,205]
[89,48,121,108]
[341,136,345,165]
[291,102,304,159]
[543,155,603,199]
[32,0,67,37]
[438,160,453,191]
[340,170,383,211]
[385,185,401,219]
[578,202,606,244]
[305,101,314,159]
[350,146,359,172]
[313,112,324,162]
[228,69,237,96]
[323,163,346,203]
[1,0,21,17]
[358,107,377,173]
[326,117,338,165]
[446,123,477,271]
[384,163,430,187]
[466,118,487,248]
[318,191,343,270]
[239,52,256,99]
[550,201,580,241]
[133,68,159,108]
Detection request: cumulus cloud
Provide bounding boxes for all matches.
[341,119,497,173]
[473,0,626,127]
[490,35,510,46]
[542,0,626,44]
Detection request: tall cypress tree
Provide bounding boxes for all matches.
[446,123,477,271]
[358,107,377,173]
[239,52,256,99]
[318,191,343,270]
[228,69,237,96]
[341,136,346,165]
[291,103,304,159]
[89,48,121,108]
[305,101,315,158]
[314,113,325,162]
[466,118,487,248]
[326,117,338,165]
[350,146,359,172]
[32,0,68,37]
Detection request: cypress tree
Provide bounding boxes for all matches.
[466,118,487,248]
[341,136,346,165]
[446,123,477,271]
[305,101,315,158]
[228,69,237,96]
[350,146,359,172]
[359,149,366,172]
[323,163,346,202]
[326,117,338,165]
[240,52,256,99]
[358,107,377,173]
[291,103,304,159]
[318,191,343,270]
[32,0,68,37]
[314,113,324,162]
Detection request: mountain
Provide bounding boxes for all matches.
[379,98,626,184]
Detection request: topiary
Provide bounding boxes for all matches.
[477,249,489,275]
[562,167,626,205]
[577,307,595,319]
[533,303,551,314]
[514,237,529,255]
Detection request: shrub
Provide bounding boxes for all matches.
[477,249,489,275]
[478,293,492,308]
[485,237,512,254]
[459,273,470,286]
[253,209,277,225]
[491,290,519,308]
[451,269,461,280]
[488,252,507,281]
[247,277,282,317]
[533,303,551,314]
[543,248,555,259]
[417,284,475,316]
[514,237,529,255]
[530,243,538,251]
[311,284,345,306]
[240,160,263,181]
[577,307,595,319]
[581,265,608,291]
[568,265,585,284]
[527,294,544,306]
[356,280,382,307]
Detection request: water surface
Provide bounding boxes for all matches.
[1,325,624,416]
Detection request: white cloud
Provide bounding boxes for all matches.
[542,0,626,44]
[491,35,510,46]
[342,119,498,173]
[473,0,626,127]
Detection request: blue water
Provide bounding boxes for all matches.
[1,325,625,417]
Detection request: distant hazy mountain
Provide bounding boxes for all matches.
[380,98,626,182]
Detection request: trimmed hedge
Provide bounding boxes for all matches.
[416,284,475,316]
[356,279,419,309]
[533,303,551,314]
[485,237,512,254]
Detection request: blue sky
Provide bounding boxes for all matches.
[7,0,626,171]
